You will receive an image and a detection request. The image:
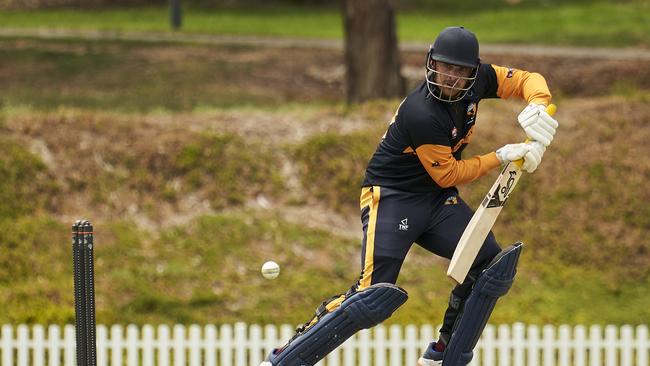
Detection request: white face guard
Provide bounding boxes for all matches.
[425,59,478,103]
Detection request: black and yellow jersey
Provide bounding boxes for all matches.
[362,63,552,193]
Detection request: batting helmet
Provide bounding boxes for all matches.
[426,26,480,102]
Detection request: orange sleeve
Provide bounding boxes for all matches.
[491,64,552,106]
[415,144,501,188]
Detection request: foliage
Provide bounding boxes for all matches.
[293,129,383,213]
[0,137,60,218]
[0,216,73,324]
[175,133,284,208]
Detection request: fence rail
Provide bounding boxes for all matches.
[1,323,648,366]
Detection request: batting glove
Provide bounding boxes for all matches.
[496,143,530,164]
[521,141,546,173]
[517,103,559,146]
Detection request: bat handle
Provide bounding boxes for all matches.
[513,103,557,168]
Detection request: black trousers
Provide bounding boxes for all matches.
[355,185,501,339]
[307,185,502,341]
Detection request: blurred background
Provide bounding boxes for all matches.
[0,0,649,343]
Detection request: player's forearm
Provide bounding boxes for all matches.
[416,144,500,188]
[432,153,500,187]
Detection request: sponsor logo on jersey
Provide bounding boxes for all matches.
[507,68,515,78]
[466,102,477,125]
[466,103,477,116]
[445,196,458,205]
[399,218,409,231]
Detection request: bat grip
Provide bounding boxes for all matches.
[513,103,557,168]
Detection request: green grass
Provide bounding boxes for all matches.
[174,133,285,208]
[0,137,60,218]
[0,6,342,38]
[0,212,363,325]
[1,2,649,47]
[293,129,384,212]
[1,212,648,326]
[0,216,74,324]
[399,3,650,47]
[3,37,644,116]
[0,40,304,112]
[0,97,649,325]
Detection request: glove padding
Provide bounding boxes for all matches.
[521,141,545,173]
[517,104,558,146]
[496,143,530,164]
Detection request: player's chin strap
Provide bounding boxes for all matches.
[442,243,523,366]
[261,283,408,366]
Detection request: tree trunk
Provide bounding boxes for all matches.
[342,0,405,103]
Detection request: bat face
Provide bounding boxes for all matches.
[447,163,523,284]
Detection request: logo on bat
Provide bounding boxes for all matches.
[482,170,518,208]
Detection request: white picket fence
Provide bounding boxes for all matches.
[1,323,649,366]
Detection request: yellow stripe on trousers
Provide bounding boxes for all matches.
[303,187,379,324]
[359,186,380,290]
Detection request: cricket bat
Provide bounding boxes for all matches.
[446,104,557,284]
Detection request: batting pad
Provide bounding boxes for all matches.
[264,283,408,366]
[443,243,523,366]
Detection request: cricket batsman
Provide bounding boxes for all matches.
[262,26,558,366]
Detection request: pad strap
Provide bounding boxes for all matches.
[264,283,408,366]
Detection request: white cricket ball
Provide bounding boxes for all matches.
[261,261,280,279]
